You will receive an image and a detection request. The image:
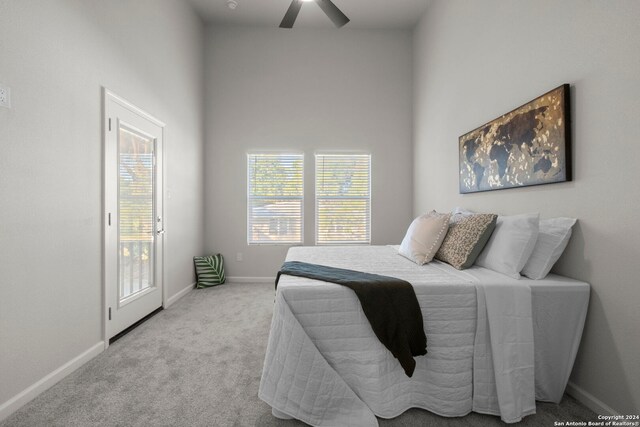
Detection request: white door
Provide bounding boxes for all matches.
[104,89,164,340]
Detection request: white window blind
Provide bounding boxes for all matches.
[247,153,304,245]
[315,154,371,245]
[118,126,155,297]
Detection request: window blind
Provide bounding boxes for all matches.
[118,127,155,296]
[315,154,371,245]
[247,153,304,245]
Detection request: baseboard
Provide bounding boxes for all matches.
[566,381,618,415]
[0,341,104,422]
[226,276,275,284]
[165,282,195,307]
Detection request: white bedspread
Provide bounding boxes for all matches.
[259,246,588,426]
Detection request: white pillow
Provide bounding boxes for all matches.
[475,213,540,279]
[522,217,577,280]
[450,206,474,223]
[399,211,451,265]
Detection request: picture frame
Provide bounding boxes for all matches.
[459,84,571,194]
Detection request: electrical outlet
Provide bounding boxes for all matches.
[0,84,11,108]
[236,252,243,262]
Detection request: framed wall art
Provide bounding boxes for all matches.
[459,84,571,194]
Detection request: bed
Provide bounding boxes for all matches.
[258,245,589,426]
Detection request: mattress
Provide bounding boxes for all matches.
[259,246,589,426]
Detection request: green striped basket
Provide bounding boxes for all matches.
[194,254,226,288]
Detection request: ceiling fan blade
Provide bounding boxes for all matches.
[316,0,350,28]
[279,0,302,28]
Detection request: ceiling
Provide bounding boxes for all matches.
[187,0,431,29]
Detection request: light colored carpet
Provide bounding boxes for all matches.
[2,282,597,427]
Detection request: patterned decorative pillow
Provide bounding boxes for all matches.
[194,254,226,288]
[398,211,451,265]
[435,214,497,270]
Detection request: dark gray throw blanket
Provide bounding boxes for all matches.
[275,261,427,377]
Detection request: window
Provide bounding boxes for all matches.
[247,153,304,244]
[315,153,371,245]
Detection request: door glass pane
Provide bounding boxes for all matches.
[118,125,155,301]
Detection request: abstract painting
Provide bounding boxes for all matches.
[459,84,571,193]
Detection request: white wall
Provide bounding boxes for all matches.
[204,26,414,277]
[0,0,204,416]
[413,0,640,414]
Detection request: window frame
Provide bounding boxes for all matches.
[314,152,371,246]
[246,152,305,246]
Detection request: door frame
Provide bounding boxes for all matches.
[102,88,166,349]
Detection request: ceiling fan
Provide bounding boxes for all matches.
[280,0,350,29]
